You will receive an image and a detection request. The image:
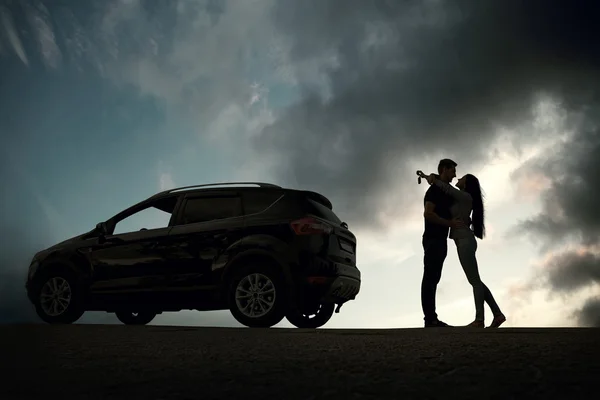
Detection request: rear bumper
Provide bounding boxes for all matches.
[304,258,361,304]
[321,275,361,303]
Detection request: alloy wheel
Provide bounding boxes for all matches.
[235,273,277,318]
[40,277,72,317]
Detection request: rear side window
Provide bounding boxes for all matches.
[306,199,342,224]
[243,190,283,215]
[181,196,242,224]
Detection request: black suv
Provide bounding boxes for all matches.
[25,182,361,328]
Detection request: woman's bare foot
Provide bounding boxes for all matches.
[488,314,506,328]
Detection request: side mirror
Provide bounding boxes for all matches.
[96,222,108,235]
[96,222,109,244]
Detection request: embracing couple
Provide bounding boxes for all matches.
[420,158,506,329]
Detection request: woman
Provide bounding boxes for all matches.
[425,172,506,328]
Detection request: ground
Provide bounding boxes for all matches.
[3,325,598,399]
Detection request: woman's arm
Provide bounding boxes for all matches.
[426,174,471,201]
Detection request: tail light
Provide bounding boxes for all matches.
[290,217,333,235]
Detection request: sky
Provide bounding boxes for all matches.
[0,0,599,328]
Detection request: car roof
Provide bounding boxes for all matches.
[147,182,334,210]
[148,182,281,199]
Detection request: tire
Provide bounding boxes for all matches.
[286,302,335,329]
[115,310,157,325]
[227,262,288,328]
[32,267,85,324]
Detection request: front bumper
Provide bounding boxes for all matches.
[25,280,36,303]
[25,259,40,303]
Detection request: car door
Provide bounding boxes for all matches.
[166,190,246,291]
[87,196,180,294]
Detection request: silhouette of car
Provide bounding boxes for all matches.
[25,182,361,328]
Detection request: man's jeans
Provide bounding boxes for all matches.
[421,236,448,323]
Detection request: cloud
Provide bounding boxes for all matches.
[245,0,600,231]
[577,297,600,327]
[2,0,600,328]
[257,0,600,325]
[0,224,44,324]
[0,147,64,324]
[259,0,600,325]
[0,4,29,66]
[510,93,600,326]
[6,1,599,231]
[95,0,281,126]
[157,161,176,191]
[24,0,62,69]
[516,126,600,247]
[2,0,286,188]
[545,248,600,293]
[2,0,281,118]
[158,172,175,191]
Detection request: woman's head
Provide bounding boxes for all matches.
[458,174,485,239]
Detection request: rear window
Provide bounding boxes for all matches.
[243,190,283,215]
[181,196,243,224]
[306,199,342,224]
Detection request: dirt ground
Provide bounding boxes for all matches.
[2,324,598,399]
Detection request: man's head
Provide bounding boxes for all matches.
[437,158,457,183]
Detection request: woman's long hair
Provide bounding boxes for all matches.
[465,174,485,239]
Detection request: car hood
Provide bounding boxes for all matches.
[35,229,95,258]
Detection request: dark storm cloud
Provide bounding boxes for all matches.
[516,123,600,248]
[545,251,600,293]
[254,0,600,229]
[512,100,600,325]
[257,0,600,325]
[3,0,600,327]
[577,297,600,327]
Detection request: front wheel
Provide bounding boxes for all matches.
[286,302,335,329]
[228,262,288,328]
[33,269,85,324]
[115,311,157,325]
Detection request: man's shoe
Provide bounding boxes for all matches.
[424,319,452,328]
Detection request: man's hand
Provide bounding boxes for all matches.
[426,173,436,185]
[449,218,466,229]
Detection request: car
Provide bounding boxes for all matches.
[25,182,361,328]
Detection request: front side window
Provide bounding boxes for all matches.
[112,196,178,234]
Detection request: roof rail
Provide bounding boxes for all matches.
[152,182,282,197]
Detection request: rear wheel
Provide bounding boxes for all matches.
[228,262,288,328]
[286,302,335,329]
[33,268,85,324]
[115,311,157,325]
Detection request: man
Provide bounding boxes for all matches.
[421,158,463,327]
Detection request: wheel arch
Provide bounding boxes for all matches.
[223,250,292,285]
[36,250,91,282]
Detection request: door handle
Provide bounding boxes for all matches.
[144,242,159,250]
[102,236,125,245]
[214,234,229,243]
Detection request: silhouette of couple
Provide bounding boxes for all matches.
[420,159,506,328]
